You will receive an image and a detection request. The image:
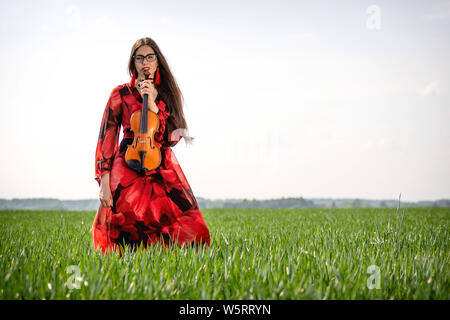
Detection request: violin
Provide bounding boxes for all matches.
[125,71,161,173]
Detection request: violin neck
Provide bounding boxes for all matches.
[140,73,151,133]
[140,93,148,133]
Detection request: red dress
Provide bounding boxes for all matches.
[91,83,210,255]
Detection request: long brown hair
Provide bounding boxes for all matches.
[127,37,191,143]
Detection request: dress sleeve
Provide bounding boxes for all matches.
[154,91,184,148]
[163,87,183,147]
[94,86,123,187]
[163,115,183,148]
[153,109,182,148]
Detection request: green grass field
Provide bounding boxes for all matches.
[0,207,448,299]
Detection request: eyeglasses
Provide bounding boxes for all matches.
[134,54,157,64]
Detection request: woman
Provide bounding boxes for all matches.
[91,37,211,256]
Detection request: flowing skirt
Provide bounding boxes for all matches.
[91,146,210,256]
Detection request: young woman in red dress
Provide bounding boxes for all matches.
[91,37,211,256]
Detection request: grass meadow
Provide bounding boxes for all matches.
[0,207,448,299]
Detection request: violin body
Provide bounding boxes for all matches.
[125,73,162,173]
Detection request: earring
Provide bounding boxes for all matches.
[130,70,137,87]
[155,67,160,85]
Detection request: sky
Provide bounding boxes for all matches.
[0,0,449,202]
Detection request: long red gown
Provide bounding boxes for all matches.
[91,83,210,255]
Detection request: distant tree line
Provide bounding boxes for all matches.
[1,197,449,211]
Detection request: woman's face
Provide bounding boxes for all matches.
[134,45,158,80]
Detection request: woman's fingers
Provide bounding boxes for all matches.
[100,199,111,208]
[140,87,156,100]
[138,80,153,88]
[138,80,155,97]
[99,194,112,208]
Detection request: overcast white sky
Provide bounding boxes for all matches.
[0,0,449,202]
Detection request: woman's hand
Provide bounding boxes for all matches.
[99,173,113,208]
[136,79,159,113]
